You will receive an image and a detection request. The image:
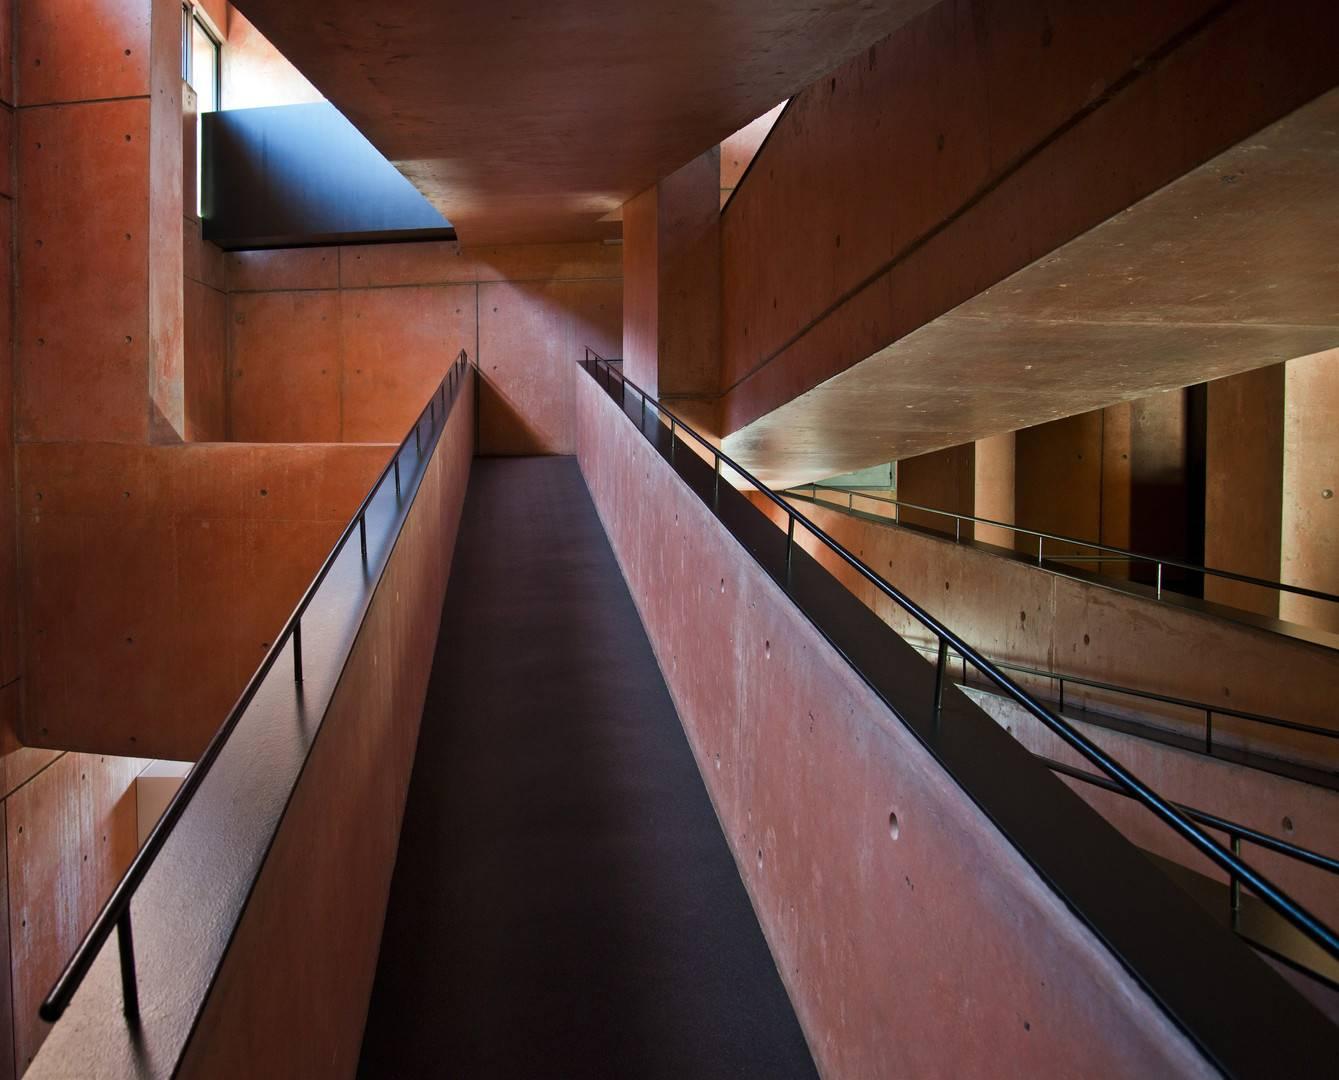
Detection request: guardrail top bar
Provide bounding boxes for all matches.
[790,485,1339,607]
[579,347,1339,971]
[40,352,472,1027]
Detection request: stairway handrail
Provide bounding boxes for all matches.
[580,347,1339,968]
[39,351,473,1027]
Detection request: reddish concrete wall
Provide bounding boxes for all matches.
[1282,349,1339,633]
[718,0,1339,437]
[1205,365,1284,617]
[575,373,1215,1078]
[226,241,621,453]
[181,80,228,443]
[620,150,720,424]
[16,443,391,760]
[167,373,473,1079]
[757,494,1339,770]
[4,751,145,1075]
[896,443,974,536]
[621,185,658,394]
[969,688,1339,930]
[15,0,184,445]
[719,102,784,206]
[220,7,323,111]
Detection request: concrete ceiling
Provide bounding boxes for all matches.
[726,89,1339,489]
[235,0,934,243]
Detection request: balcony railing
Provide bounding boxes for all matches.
[40,351,473,1026]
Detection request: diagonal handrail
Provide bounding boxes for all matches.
[40,351,473,1026]
[580,347,1339,967]
[791,484,1339,607]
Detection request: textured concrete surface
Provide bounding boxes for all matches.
[358,457,815,1079]
[17,442,391,758]
[574,372,1246,1078]
[224,242,621,449]
[720,4,1339,486]
[757,492,1339,769]
[238,1,933,241]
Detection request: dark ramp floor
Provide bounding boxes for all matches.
[357,456,817,1080]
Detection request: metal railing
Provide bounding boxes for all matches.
[904,641,1339,766]
[790,485,1339,607]
[580,348,1339,968]
[1043,755,1339,931]
[40,351,473,1026]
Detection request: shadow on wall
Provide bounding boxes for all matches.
[477,374,552,456]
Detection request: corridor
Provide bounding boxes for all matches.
[357,456,816,1078]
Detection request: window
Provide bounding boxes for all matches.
[184,6,221,217]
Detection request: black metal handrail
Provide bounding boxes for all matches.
[899,639,1338,763]
[790,485,1339,606]
[580,348,1339,966]
[40,350,473,1026]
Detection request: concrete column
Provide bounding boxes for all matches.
[1014,411,1104,563]
[621,148,721,432]
[896,443,975,538]
[972,432,1015,549]
[1281,348,1339,633]
[1204,365,1284,617]
[16,0,184,445]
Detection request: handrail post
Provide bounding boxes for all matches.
[292,617,304,683]
[1205,710,1214,754]
[670,415,677,465]
[1230,833,1242,930]
[1156,562,1164,599]
[848,490,854,510]
[415,421,421,457]
[785,513,796,589]
[713,453,722,511]
[1037,536,1044,565]
[1057,677,1065,713]
[359,512,368,562]
[955,517,961,544]
[394,456,401,499]
[933,637,949,718]
[640,391,646,431]
[116,910,140,1024]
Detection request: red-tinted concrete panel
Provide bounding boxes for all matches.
[219,9,323,112]
[184,219,226,292]
[241,0,931,241]
[478,279,621,454]
[228,291,342,442]
[147,0,184,443]
[974,690,1339,929]
[620,187,657,392]
[16,443,390,758]
[0,684,60,801]
[0,800,12,1080]
[6,750,144,1074]
[762,493,1339,768]
[17,0,151,107]
[17,100,151,443]
[720,2,1339,483]
[0,199,15,686]
[21,383,473,1080]
[574,375,1217,1078]
[184,278,227,441]
[0,0,12,106]
[176,407,471,1080]
[0,107,13,198]
[7,752,82,1072]
[1281,350,1339,634]
[341,284,475,442]
[226,247,339,292]
[337,240,622,289]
